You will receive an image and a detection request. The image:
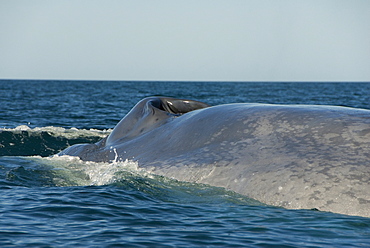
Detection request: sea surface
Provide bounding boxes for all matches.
[1,80,370,247]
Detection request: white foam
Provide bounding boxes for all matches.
[40,155,141,186]
[14,125,31,131]
[1,125,112,139]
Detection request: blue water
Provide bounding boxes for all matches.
[1,80,370,247]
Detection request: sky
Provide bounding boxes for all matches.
[1,0,369,82]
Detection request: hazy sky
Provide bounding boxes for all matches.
[1,0,369,81]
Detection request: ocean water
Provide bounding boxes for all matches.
[1,80,370,247]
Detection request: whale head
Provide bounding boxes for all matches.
[105,97,210,146]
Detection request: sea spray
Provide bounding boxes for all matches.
[36,155,141,186]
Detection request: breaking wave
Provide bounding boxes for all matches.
[0,125,110,157]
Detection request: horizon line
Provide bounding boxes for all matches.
[1,78,370,83]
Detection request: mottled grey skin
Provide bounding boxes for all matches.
[59,97,370,217]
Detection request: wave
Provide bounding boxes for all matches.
[5,155,139,187]
[0,125,110,157]
[2,155,262,206]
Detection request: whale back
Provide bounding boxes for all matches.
[105,103,370,217]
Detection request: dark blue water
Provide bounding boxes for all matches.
[1,80,370,247]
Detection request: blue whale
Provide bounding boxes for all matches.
[59,97,370,217]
